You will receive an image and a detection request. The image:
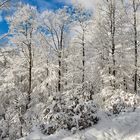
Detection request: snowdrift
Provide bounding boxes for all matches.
[20,108,140,140]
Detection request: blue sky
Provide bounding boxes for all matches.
[0,0,69,36]
[22,0,67,11]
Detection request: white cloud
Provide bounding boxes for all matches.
[73,0,97,9]
[60,0,100,10]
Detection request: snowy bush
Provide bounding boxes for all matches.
[41,100,98,135]
[101,88,140,114]
[40,82,99,135]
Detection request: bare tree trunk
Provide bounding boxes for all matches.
[133,0,138,93]
[19,116,23,137]
[26,30,33,109]
[58,53,61,92]
[58,26,64,92]
[110,0,116,77]
[82,29,85,83]
[27,43,32,109]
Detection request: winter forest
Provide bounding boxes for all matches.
[0,0,140,140]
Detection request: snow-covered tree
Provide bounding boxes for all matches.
[41,7,71,92]
[7,4,39,109]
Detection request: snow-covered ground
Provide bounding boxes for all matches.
[19,108,140,140]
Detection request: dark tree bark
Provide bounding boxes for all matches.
[27,42,32,109]
[58,53,62,92]
[82,29,85,83]
[133,0,138,93]
[110,0,116,77]
[25,26,33,110]
[58,26,64,92]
